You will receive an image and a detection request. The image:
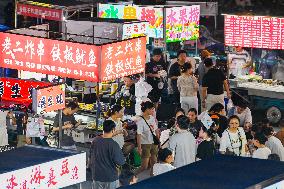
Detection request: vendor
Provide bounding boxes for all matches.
[145,48,168,107]
[116,76,137,116]
[228,46,251,78]
[53,101,81,150]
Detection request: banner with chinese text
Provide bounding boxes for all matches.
[101,37,147,82]
[0,32,100,82]
[0,78,51,106]
[165,5,200,42]
[0,153,86,189]
[98,4,163,38]
[17,3,63,21]
[33,84,65,114]
[225,15,284,49]
[122,21,148,40]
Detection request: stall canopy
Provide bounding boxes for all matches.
[0,32,147,82]
[224,14,284,50]
[16,0,94,21]
[122,155,284,189]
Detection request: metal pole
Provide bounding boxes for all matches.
[14,0,17,28]
[163,7,167,51]
[58,109,63,148]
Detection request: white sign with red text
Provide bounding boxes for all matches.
[0,153,86,189]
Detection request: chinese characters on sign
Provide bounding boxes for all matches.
[225,15,284,49]
[0,78,51,106]
[99,4,163,38]
[17,3,63,21]
[0,153,86,189]
[122,22,148,40]
[165,5,200,42]
[0,32,100,82]
[34,84,65,114]
[101,37,146,82]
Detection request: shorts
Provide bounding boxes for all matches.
[141,144,158,158]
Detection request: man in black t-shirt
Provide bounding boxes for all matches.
[53,101,81,150]
[145,49,167,105]
[169,50,188,104]
[202,58,230,111]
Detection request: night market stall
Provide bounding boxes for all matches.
[224,14,284,123]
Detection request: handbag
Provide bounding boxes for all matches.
[140,116,160,146]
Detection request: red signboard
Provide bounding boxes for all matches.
[0,32,100,82]
[17,3,63,21]
[34,84,65,114]
[0,78,51,106]
[101,37,146,82]
[225,15,284,49]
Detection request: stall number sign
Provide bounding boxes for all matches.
[34,84,65,114]
[17,3,63,21]
[0,153,86,189]
[0,78,51,105]
[122,22,148,40]
[101,37,147,82]
[99,4,163,39]
[165,5,200,42]
[225,15,284,49]
[0,32,100,82]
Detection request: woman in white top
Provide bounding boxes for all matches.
[153,148,175,176]
[263,127,284,161]
[177,62,199,114]
[220,115,248,156]
[108,105,128,149]
[252,133,271,159]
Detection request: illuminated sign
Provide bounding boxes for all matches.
[33,84,65,114]
[17,3,63,21]
[98,4,163,38]
[0,78,51,106]
[165,5,200,42]
[0,153,86,189]
[0,32,100,82]
[122,21,148,40]
[101,37,146,82]
[225,15,284,49]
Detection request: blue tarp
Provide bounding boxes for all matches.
[121,155,284,189]
[0,24,9,31]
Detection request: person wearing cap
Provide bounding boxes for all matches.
[197,50,212,112]
[228,46,251,78]
[202,58,230,111]
[145,49,168,107]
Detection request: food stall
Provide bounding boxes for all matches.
[0,29,147,146]
[224,14,284,123]
[0,145,86,189]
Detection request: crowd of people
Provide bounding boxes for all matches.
[79,48,284,189]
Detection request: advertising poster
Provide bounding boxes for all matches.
[165,5,200,42]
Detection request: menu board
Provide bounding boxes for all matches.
[225,15,284,49]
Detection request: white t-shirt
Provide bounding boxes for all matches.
[252,147,271,159]
[233,107,252,127]
[219,127,247,156]
[0,111,8,146]
[266,136,284,161]
[160,129,170,147]
[168,130,196,168]
[108,117,124,149]
[153,163,175,176]
[228,50,251,76]
[136,116,158,145]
